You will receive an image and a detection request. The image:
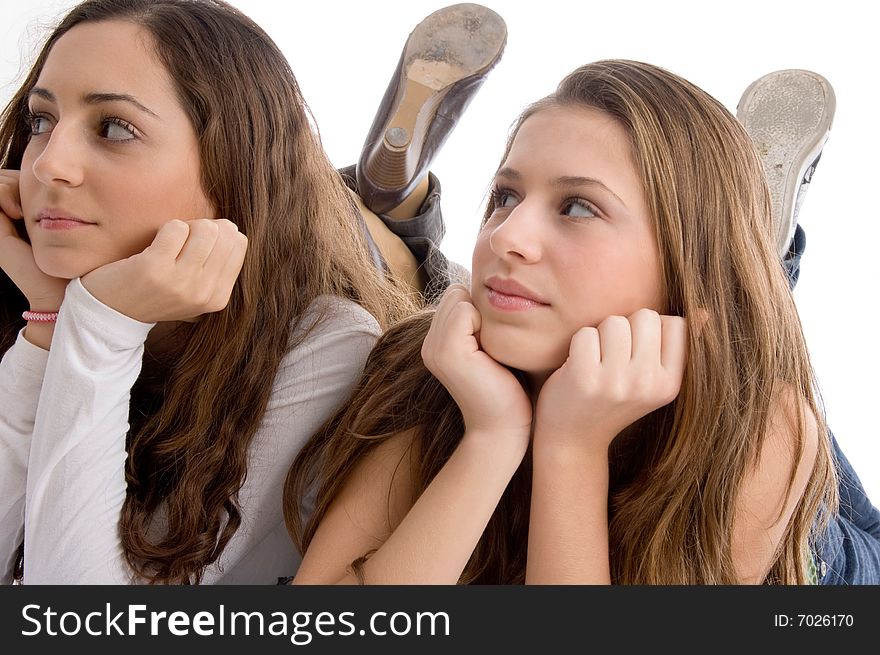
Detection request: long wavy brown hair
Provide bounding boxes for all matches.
[0,0,417,583]
[286,60,839,584]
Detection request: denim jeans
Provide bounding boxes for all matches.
[785,226,880,584]
[816,436,880,583]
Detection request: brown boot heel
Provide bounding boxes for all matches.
[358,3,507,214]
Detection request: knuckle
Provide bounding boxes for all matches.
[608,384,628,404]
[196,287,214,307]
[600,315,627,330]
[633,308,658,320]
[450,300,470,316]
[444,285,469,301]
[421,346,437,371]
[575,374,599,397]
[141,265,165,289]
[666,376,684,398]
[208,295,230,313]
[631,376,656,400]
[630,309,660,331]
[600,376,624,401]
[202,219,220,234]
[569,328,596,353]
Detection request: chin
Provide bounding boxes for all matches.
[33,250,93,281]
[480,324,567,374]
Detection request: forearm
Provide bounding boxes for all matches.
[526,436,612,584]
[22,321,55,351]
[0,333,48,583]
[23,279,152,584]
[339,432,527,584]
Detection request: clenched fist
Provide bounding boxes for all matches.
[81,218,248,323]
[422,284,532,442]
[534,309,688,453]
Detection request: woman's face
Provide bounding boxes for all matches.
[19,20,215,280]
[471,105,664,377]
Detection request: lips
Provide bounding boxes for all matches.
[36,208,96,230]
[484,275,549,311]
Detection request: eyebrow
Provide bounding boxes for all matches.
[495,167,627,208]
[27,87,159,118]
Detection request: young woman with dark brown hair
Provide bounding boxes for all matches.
[0,0,505,584]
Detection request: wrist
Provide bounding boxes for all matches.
[24,287,67,316]
[461,426,530,459]
[22,320,55,351]
[532,422,613,460]
[532,440,610,483]
[22,309,59,323]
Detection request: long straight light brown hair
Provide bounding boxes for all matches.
[286,60,838,584]
[0,0,417,583]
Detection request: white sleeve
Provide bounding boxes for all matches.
[205,296,380,583]
[23,278,154,584]
[21,282,380,585]
[0,331,49,583]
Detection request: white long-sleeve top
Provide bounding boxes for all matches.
[0,278,380,584]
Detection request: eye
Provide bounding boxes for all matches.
[499,192,518,208]
[562,198,598,219]
[99,117,138,142]
[27,113,53,136]
[490,186,519,210]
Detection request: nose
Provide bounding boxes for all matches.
[30,123,85,188]
[488,200,543,263]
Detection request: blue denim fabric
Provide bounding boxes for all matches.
[782,224,806,289]
[784,226,880,584]
[816,436,880,584]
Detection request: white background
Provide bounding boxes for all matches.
[2,0,877,501]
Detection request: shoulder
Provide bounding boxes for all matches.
[293,428,419,584]
[364,308,434,365]
[286,295,381,364]
[731,382,820,582]
[295,295,382,343]
[763,382,820,476]
[741,382,819,512]
[338,428,419,525]
[267,296,381,408]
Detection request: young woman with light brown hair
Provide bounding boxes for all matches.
[284,59,873,585]
[0,0,506,584]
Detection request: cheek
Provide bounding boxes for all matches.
[604,250,659,301]
[106,176,215,258]
[557,242,664,325]
[624,239,665,310]
[164,170,215,220]
[18,152,40,215]
[471,229,490,268]
[128,159,214,221]
[469,230,492,291]
[111,190,215,259]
